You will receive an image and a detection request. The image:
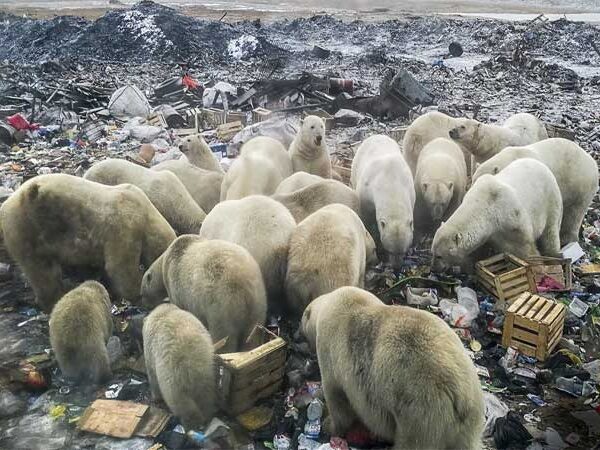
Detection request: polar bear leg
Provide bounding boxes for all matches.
[560,204,585,245]
[322,377,358,437]
[104,239,143,301]
[538,221,562,257]
[145,355,162,401]
[22,258,64,312]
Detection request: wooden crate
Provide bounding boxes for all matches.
[216,121,243,142]
[252,107,272,123]
[303,108,334,131]
[526,256,572,292]
[475,253,536,308]
[502,292,566,361]
[544,123,575,141]
[389,126,408,143]
[215,326,286,415]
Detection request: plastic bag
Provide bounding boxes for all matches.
[483,392,509,437]
[108,85,151,119]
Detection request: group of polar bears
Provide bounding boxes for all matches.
[1,110,597,448]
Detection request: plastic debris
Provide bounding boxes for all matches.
[108,85,151,119]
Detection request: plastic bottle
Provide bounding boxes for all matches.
[439,299,469,328]
[456,286,479,323]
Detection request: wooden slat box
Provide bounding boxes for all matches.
[502,292,566,361]
[475,253,536,308]
[215,326,286,415]
[526,256,572,293]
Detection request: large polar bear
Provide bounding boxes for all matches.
[351,135,415,266]
[449,112,548,163]
[432,158,562,274]
[285,204,377,315]
[198,195,296,310]
[152,159,223,213]
[178,134,223,172]
[289,116,332,178]
[143,303,216,429]
[0,174,176,311]
[271,179,359,223]
[414,137,467,231]
[221,136,293,201]
[84,159,206,235]
[49,281,113,384]
[473,138,598,245]
[141,236,267,353]
[301,286,484,450]
[275,172,324,194]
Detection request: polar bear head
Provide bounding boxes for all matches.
[178,133,211,156]
[299,115,326,150]
[140,257,168,309]
[449,118,481,147]
[377,213,413,264]
[422,181,454,221]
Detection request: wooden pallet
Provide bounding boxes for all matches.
[502,292,566,361]
[526,256,572,292]
[475,253,536,309]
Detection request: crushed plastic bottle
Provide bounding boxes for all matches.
[456,286,479,323]
[439,299,470,328]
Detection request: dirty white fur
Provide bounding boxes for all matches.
[289,115,332,178]
[198,195,296,310]
[84,158,206,234]
[449,113,548,163]
[143,303,217,429]
[49,281,113,384]
[285,204,377,315]
[473,138,599,245]
[301,286,485,450]
[432,158,562,277]
[221,136,293,201]
[275,172,324,194]
[351,135,415,265]
[141,236,267,353]
[178,134,223,172]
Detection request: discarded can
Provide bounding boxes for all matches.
[329,78,354,94]
[304,419,321,439]
[449,41,464,57]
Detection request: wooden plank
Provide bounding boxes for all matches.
[494,276,505,303]
[508,326,539,345]
[219,337,286,371]
[476,264,497,280]
[487,261,511,273]
[533,299,554,322]
[501,277,530,293]
[231,366,285,399]
[230,351,286,389]
[510,339,537,357]
[542,303,565,325]
[499,268,527,282]
[526,296,548,319]
[514,315,540,331]
[548,310,566,335]
[507,292,532,313]
[502,312,516,348]
[536,322,549,360]
[517,294,540,316]
[227,379,283,415]
[507,254,530,268]
[547,327,563,354]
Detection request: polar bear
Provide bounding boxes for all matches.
[141,236,267,353]
[289,116,332,178]
[221,137,293,201]
[49,281,113,384]
[178,134,223,173]
[432,158,562,275]
[152,159,223,213]
[301,286,485,450]
[272,180,359,223]
[472,138,598,245]
[198,195,296,310]
[449,112,548,163]
[351,135,415,266]
[143,303,216,429]
[414,138,467,232]
[285,204,377,315]
[84,159,206,235]
[0,174,176,311]
[276,172,324,194]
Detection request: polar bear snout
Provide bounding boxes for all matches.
[449,127,459,139]
[315,135,323,146]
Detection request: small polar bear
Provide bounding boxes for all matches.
[351,135,415,266]
[432,158,562,276]
[285,204,377,315]
[449,112,548,163]
[140,235,267,353]
[289,116,332,178]
[84,159,206,235]
[49,281,113,384]
[0,174,176,311]
[143,303,217,429]
[178,134,223,173]
[198,195,296,310]
[152,160,223,213]
[272,179,359,223]
[472,138,599,245]
[221,136,293,201]
[275,172,324,194]
[301,286,485,450]
[414,138,467,231]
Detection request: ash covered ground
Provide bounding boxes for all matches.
[0,1,599,449]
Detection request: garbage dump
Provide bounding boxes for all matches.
[0,1,599,449]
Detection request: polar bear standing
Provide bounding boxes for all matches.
[414,138,467,231]
[351,135,415,266]
[84,159,206,234]
[449,113,548,163]
[178,134,223,173]
[285,204,376,315]
[473,138,598,245]
[143,303,217,429]
[272,180,359,223]
[276,172,324,194]
[141,236,267,353]
[152,160,223,213]
[0,174,176,311]
[49,281,113,384]
[301,286,484,450]
[221,137,293,201]
[432,158,562,274]
[289,116,332,178]
[198,195,296,309]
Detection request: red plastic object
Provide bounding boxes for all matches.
[7,113,38,131]
[182,74,200,90]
